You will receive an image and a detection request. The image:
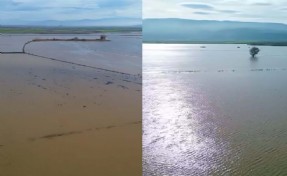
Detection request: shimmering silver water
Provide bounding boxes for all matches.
[143,44,287,175]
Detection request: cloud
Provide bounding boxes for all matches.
[181,3,214,10]
[144,0,287,24]
[181,2,237,14]
[193,12,210,15]
[219,10,238,14]
[252,3,272,6]
[0,0,140,24]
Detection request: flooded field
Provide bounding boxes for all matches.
[0,33,141,176]
[0,33,141,74]
[143,44,287,175]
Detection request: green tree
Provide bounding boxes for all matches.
[250,47,260,57]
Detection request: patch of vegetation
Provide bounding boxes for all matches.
[247,42,287,46]
[250,47,260,57]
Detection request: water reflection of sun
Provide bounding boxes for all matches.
[143,70,229,175]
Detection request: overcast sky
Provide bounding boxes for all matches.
[0,0,141,23]
[144,0,287,24]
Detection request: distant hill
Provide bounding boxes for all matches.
[143,18,287,43]
[1,18,141,27]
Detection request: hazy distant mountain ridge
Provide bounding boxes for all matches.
[143,18,287,42]
[1,18,141,27]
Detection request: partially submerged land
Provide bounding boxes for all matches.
[1,36,110,54]
[0,30,141,176]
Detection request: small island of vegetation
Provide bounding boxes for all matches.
[250,47,260,57]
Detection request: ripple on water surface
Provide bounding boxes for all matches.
[143,44,287,176]
[143,73,234,175]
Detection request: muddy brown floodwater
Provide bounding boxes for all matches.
[0,33,142,176]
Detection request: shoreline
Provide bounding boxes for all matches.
[0,26,142,34]
[143,41,287,46]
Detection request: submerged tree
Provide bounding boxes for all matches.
[249,47,260,57]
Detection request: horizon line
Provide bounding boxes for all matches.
[143,17,287,25]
